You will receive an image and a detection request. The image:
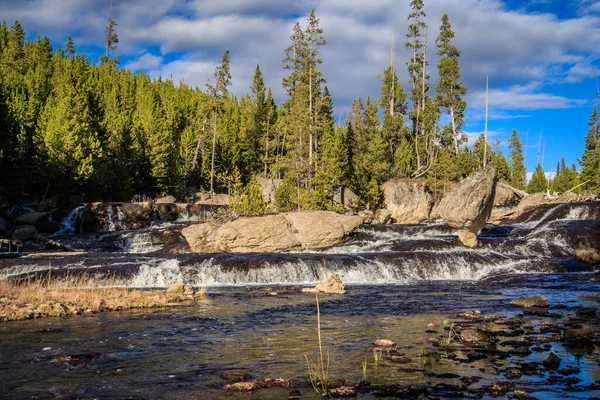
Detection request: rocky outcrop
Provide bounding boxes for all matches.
[155,195,176,204]
[333,185,359,209]
[382,180,433,224]
[257,177,283,204]
[181,211,364,253]
[436,165,498,247]
[494,182,526,206]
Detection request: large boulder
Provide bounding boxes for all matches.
[155,195,176,204]
[382,180,433,224]
[0,217,6,232]
[13,225,37,241]
[574,248,600,265]
[257,177,283,204]
[494,182,526,206]
[436,165,498,247]
[14,212,48,225]
[332,185,359,209]
[181,211,364,253]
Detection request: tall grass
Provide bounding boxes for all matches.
[0,274,205,323]
[305,294,330,397]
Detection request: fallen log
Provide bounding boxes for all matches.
[32,233,78,252]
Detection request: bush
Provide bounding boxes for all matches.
[232,176,267,216]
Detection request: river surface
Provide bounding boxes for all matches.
[0,202,599,399]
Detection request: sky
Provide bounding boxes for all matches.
[1,0,599,174]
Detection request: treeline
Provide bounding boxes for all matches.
[0,1,597,208]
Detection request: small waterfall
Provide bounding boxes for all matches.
[106,205,126,232]
[54,206,85,235]
[119,232,162,253]
[106,206,116,232]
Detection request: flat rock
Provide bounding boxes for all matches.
[510,296,549,308]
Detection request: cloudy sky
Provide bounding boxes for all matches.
[2,0,599,173]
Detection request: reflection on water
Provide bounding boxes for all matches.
[1,274,599,399]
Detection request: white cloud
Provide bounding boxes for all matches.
[1,0,599,116]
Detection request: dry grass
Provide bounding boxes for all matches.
[0,275,206,323]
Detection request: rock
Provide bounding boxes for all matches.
[155,195,176,204]
[329,385,356,398]
[494,182,526,206]
[382,180,433,224]
[182,211,364,253]
[576,307,597,318]
[563,326,594,345]
[373,339,396,347]
[373,209,392,224]
[436,165,497,247]
[302,274,346,294]
[510,296,549,308]
[14,212,48,225]
[332,185,359,209]
[257,177,283,204]
[13,225,37,241]
[0,217,6,232]
[574,248,600,265]
[542,352,561,370]
[460,329,496,347]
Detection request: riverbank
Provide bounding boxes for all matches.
[0,278,205,322]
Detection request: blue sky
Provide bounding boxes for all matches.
[1,0,599,174]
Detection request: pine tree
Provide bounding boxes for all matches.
[378,65,407,161]
[65,34,75,56]
[552,158,579,194]
[435,14,467,155]
[101,0,119,66]
[508,129,526,190]
[579,107,600,193]
[207,49,232,193]
[527,164,548,194]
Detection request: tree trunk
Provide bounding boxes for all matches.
[210,110,217,194]
[450,106,458,156]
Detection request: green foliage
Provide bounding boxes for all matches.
[579,107,600,194]
[274,175,299,212]
[551,159,579,194]
[527,164,548,194]
[508,129,526,190]
[232,175,267,216]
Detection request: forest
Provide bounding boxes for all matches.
[0,0,598,210]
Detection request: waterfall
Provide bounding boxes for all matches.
[54,205,85,235]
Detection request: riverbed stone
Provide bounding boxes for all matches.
[542,352,561,370]
[563,326,594,345]
[302,274,346,294]
[436,165,497,247]
[382,179,433,224]
[510,296,549,308]
[574,248,600,265]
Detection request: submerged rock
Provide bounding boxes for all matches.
[563,326,594,345]
[574,248,600,265]
[302,274,346,294]
[382,179,433,224]
[182,211,364,253]
[510,296,549,308]
[436,165,497,247]
[542,352,561,370]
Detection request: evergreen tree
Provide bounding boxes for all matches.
[435,14,467,155]
[551,158,579,194]
[378,64,407,161]
[527,164,548,194]
[207,49,232,193]
[508,129,526,189]
[579,106,600,193]
[65,34,75,56]
[101,0,119,66]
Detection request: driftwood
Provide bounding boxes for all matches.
[32,233,78,252]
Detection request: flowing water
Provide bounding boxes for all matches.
[1,202,599,399]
